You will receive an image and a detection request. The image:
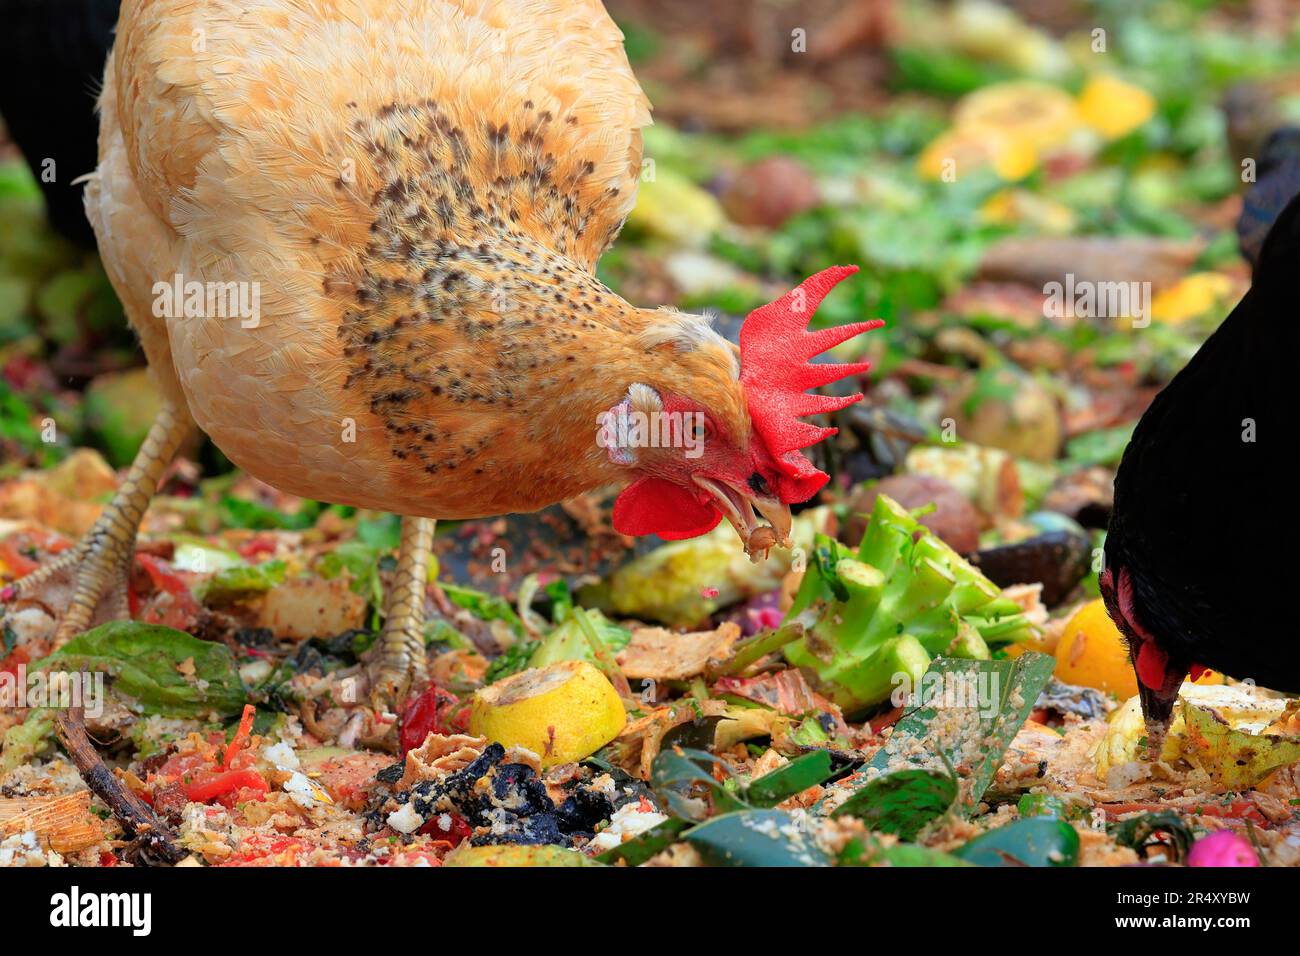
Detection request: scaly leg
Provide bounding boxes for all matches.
[368,515,436,711]
[2,401,193,647]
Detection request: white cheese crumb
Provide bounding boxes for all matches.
[387,803,424,835]
[283,771,328,808]
[588,802,668,853]
[262,741,300,770]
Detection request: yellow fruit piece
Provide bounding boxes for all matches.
[1151,272,1236,325]
[1054,599,1137,699]
[979,189,1076,234]
[917,126,1038,182]
[443,844,602,867]
[1094,683,1295,782]
[953,81,1081,153]
[1093,694,1179,779]
[1077,74,1156,140]
[469,660,626,768]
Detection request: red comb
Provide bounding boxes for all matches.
[740,265,883,502]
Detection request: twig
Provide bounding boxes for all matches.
[54,707,183,865]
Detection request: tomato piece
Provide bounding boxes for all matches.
[1104,800,1268,827]
[0,529,72,582]
[448,699,473,734]
[184,769,269,804]
[399,686,460,755]
[869,706,904,734]
[0,645,31,678]
[132,554,203,629]
[135,553,191,596]
[237,536,279,560]
[0,545,38,579]
[417,812,472,846]
[220,834,318,866]
[157,750,214,781]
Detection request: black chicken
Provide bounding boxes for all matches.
[1104,190,1300,743]
[0,0,119,247]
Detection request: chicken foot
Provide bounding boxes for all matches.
[368,515,436,711]
[1,401,193,647]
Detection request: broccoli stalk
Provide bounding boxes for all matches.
[783,494,1036,716]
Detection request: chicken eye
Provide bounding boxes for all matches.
[748,472,771,496]
[691,420,713,441]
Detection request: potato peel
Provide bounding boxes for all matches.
[1180,701,1300,791]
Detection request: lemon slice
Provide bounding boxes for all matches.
[469,660,626,768]
[954,81,1081,152]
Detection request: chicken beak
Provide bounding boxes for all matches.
[1137,680,1181,758]
[753,496,794,549]
[1133,649,1188,759]
[692,476,793,561]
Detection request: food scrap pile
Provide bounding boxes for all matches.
[5,0,1300,867]
[2,479,1297,868]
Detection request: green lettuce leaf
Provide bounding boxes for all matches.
[38,621,246,718]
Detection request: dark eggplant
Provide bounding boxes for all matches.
[971,528,1092,607]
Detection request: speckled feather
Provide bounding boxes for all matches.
[85,0,752,518]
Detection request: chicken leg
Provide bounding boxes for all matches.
[2,401,193,647]
[368,515,436,711]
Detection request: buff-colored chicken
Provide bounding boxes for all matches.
[4,0,879,712]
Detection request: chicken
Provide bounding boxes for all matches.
[1104,189,1300,747]
[3,0,878,713]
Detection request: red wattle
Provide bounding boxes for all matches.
[1135,640,1170,691]
[612,477,722,540]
